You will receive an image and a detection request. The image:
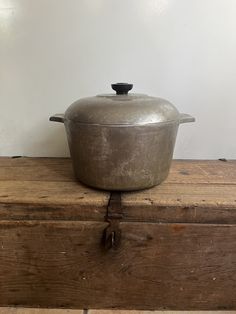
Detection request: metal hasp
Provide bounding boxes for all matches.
[103,192,123,250]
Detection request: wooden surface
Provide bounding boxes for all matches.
[90,311,235,314]
[0,157,236,222]
[0,310,234,314]
[122,159,236,224]
[1,220,236,310]
[0,157,109,221]
[0,309,83,313]
[1,157,236,184]
[1,157,236,310]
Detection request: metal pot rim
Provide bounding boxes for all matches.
[50,113,195,126]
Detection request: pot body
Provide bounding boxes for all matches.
[64,120,179,191]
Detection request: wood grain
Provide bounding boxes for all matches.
[1,158,236,184]
[1,221,236,310]
[0,158,74,182]
[0,158,109,221]
[89,311,235,314]
[0,180,108,221]
[0,310,233,314]
[0,180,108,206]
[166,159,236,185]
[122,183,236,224]
[1,158,236,222]
[122,160,236,224]
[0,308,83,313]
[1,157,236,310]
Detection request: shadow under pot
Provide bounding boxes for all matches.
[50,83,195,191]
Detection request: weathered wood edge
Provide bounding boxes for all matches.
[1,158,236,224]
[1,158,236,185]
[1,221,236,310]
[2,202,236,224]
[0,203,107,221]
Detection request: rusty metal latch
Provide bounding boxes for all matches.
[103,192,123,250]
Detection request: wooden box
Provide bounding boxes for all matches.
[0,157,236,310]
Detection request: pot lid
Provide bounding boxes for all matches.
[65,83,180,126]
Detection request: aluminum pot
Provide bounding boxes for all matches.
[50,83,195,191]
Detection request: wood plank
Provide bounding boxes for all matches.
[166,159,236,185]
[0,180,109,221]
[89,311,235,314]
[2,174,235,210]
[0,180,108,207]
[1,158,236,185]
[1,158,236,222]
[123,183,236,208]
[0,308,83,313]
[0,158,74,182]
[1,182,236,222]
[0,157,70,167]
[0,310,233,314]
[122,183,236,224]
[0,202,106,222]
[1,221,236,310]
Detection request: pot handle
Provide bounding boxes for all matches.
[179,113,195,124]
[49,114,65,123]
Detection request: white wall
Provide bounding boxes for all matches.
[1,0,236,159]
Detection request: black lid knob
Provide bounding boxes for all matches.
[111,83,133,95]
